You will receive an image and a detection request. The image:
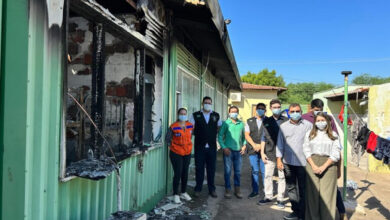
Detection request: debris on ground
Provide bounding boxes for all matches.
[347,180,359,190]
[107,211,147,220]
[148,197,211,220]
[344,199,366,216]
[66,158,118,180]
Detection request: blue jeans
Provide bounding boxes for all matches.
[223,150,242,189]
[249,154,265,193]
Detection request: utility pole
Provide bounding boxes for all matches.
[342,71,352,200]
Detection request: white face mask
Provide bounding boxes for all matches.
[315,121,327,130]
[229,112,238,119]
[203,104,212,112]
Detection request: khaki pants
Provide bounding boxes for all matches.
[264,160,286,201]
[305,155,337,220]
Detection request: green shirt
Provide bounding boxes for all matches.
[218,118,246,151]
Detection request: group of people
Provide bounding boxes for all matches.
[165,96,347,220]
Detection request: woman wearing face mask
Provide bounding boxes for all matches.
[165,108,194,204]
[303,112,341,220]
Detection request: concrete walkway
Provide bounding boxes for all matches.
[185,152,390,220]
[187,152,292,220]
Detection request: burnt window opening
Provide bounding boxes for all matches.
[63,9,163,179]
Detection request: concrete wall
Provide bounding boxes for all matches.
[229,90,278,122]
[368,83,390,173]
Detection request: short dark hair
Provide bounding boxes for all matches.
[256,103,266,109]
[289,103,302,111]
[311,99,324,109]
[270,99,281,107]
[177,108,187,114]
[203,96,212,103]
[229,105,239,113]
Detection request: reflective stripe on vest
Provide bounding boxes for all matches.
[170,121,193,156]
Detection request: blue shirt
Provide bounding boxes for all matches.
[276,119,313,166]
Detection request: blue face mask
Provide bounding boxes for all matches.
[229,113,238,119]
[290,112,301,121]
[178,115,187,122]
[256,109,265,117]
[272,108,281,115]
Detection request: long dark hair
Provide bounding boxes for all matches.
[309,112,337,141]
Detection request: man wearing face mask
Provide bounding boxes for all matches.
[190,96,222,198]
[276,103,312,220]
[302,99,347,220]
[218,106,246,199]
[244,103,267,200]
[258,99,288,208]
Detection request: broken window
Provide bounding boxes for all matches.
[62,8,163,179]
[66,15,94,165]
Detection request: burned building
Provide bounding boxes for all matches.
[0,0,241,219]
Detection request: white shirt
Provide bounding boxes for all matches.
[244,117,262,132]
[190,109,222,148]
[303,130,341,162]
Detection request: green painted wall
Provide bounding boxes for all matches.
[0,0,3,217]
[1,1,170,219]
[1,0,31,219]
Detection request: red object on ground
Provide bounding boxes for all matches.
[367,132,378,153]
[338,104,353,125]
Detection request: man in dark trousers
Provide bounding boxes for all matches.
[190,96,222,198]
[276,103,313,220]
[302,98,347,220]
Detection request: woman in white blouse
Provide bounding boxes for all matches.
[303,112,340,220]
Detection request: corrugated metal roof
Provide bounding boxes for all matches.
[242,83,287,91]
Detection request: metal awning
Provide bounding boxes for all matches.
[70,0,163,57]
[325,88,369,101]
[163,0,242,90]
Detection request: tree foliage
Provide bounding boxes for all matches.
[241,69,286,87]
[352,73,390,85]
[279,82,334,104]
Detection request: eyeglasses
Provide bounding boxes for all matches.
[290,111,301,113]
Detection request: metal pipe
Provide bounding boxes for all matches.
[341,71,352,200]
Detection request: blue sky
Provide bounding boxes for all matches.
[219,0,390,85]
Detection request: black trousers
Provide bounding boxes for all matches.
[194,147,217,193]
[284,164,306,219]
[337,188,346,214]
[170,150,191,195]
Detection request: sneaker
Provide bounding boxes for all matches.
[180,192,192,201]
[283,212,298,220]
[234,186,243,199]
[257,198,272,206]
[173,195,181,204]
[209,191,218,198]
[224,189,232,199]
[248,192,259,199]
[276,200,285,209]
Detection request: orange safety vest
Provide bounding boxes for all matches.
[169,121,194,156]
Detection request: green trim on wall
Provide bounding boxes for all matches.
[0,0,3,217]
[1,0,30,219]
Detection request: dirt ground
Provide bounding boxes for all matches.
[180,152,390,220]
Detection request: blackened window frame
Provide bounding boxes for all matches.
[59,0,161,180]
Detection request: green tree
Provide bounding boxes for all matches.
[241,69,286,87]
[279,82,334,104]
[352,73,390,85]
